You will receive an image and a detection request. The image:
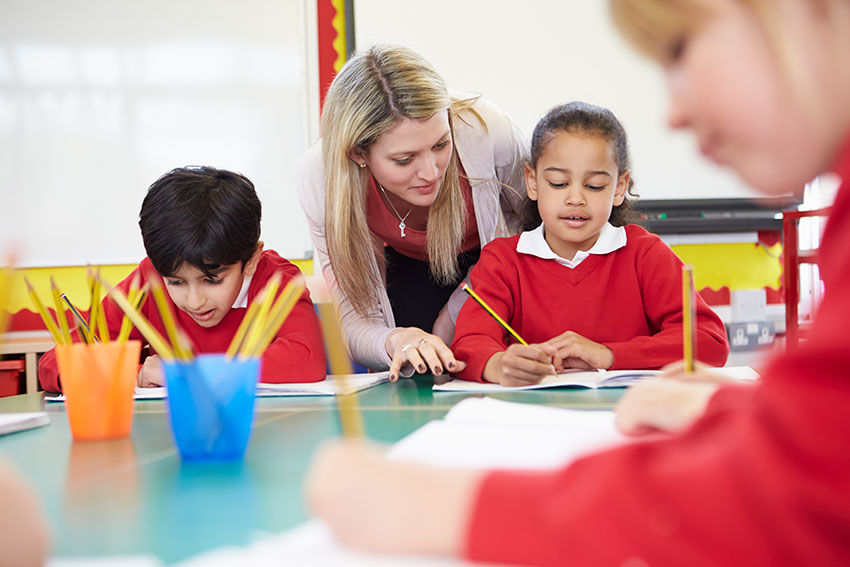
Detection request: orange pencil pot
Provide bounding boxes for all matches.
[55,341,141,440]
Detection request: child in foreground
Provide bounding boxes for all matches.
[305,0,850,564]
[39,167,326,391]
[451,101,728,386]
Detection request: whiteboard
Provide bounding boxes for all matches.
[353,0,759,204]
[0,0,317,268]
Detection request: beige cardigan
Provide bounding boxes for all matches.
[296,96,528,370]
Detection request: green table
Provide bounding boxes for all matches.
[0,377,622,564]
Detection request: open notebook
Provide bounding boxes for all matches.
[45,372,389,402]
[179,398,630,566]
[434,365,760,393]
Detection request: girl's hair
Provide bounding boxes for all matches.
[321,44,481,317]
[521,101,640,231]
[139,166,261,277]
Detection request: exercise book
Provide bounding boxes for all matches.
[44,372,389,402]
[433,365,760,393]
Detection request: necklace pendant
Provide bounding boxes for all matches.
[399,220,407,238]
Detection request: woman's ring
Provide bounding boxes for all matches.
[418,338,428,346]
[401,344,413,359]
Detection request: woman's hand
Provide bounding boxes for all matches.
[305,440,482,556]
[137,354,164,388]
[385,327,465,382]
[483,344,556,387]
[542,331,614,371]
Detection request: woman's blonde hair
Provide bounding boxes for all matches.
[321,44,480,317]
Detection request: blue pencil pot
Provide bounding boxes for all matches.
[163,354,259,463]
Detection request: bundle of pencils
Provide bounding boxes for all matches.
[226,273,305,360]
[106,271,305,362]
[107,274,189,361]
[24,268,148,347]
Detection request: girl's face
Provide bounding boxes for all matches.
[525,131,627,261]
[665,0,841,195]
[358,111,453,208]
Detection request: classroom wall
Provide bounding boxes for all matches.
[0,0,317,268]
[352,0,760,203]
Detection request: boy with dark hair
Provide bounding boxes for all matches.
[39,166,326,392]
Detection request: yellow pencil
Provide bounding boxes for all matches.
[117,274,141,342]
[50,278,73,345]
[60,293,96,344]
[242,278,304,359]
[148,276,192,361]
[24,278,64,344]
[242,272,282,356]
[317,299,364,438]
[87,267,101,341]
[682,265,696,373]
[461,283,527,346]
[95,276,110,343]
[106,284,176,361]
[226,286,266,359]
[118,282,148,343]
[89,270,110,343]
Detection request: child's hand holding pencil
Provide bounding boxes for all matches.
[482,343,557,387]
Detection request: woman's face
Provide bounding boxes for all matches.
[664,0,839,195]
[360,111,453,208]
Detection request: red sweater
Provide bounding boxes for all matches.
[451,225,729,381]
[38,250,326,392]
[464,144,850,565]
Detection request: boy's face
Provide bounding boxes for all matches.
[163,246,262,328]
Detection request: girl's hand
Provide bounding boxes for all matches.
[137,354,163,388]
[483,344,556,387]
[305,440,482,556]
[615,378,719,436]
[386,327,466,382]
[543,331,614,370]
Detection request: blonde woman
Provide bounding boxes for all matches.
[306,0,850,563]
[297,45,527,381]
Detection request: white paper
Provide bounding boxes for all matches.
[45,373,389,402]
[49,556,163,567]
[0,411,50,436]
[180,521,467,567]
[388,397,627,470]
[181,397,630,566]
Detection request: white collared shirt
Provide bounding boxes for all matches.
[516,222,627,268]
[232,275,253,309]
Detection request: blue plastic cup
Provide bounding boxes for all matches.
[163,354,259,462]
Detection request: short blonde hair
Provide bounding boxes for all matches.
[321,44,479,317]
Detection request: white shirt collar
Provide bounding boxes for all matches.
[516,222,627,268]
[232,275,253,309]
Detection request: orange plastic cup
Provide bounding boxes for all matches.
[55,341,141,440]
